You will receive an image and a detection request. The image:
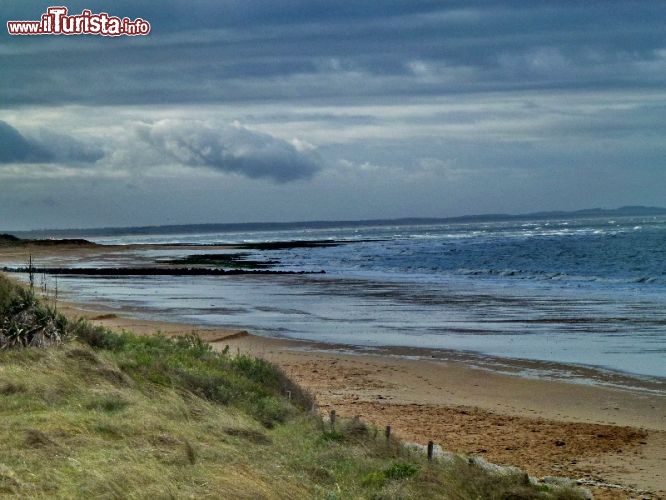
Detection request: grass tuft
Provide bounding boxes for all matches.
[224,427,272,445]
[23,429,59,449]
[0,464,29,494]
[85,392,130,412]
[184,440,197,465]
[383,462,419,481]
[0,382,27,395]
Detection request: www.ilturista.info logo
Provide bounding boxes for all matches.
[7,6,150,36]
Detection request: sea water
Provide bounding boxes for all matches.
[26,215,666,380]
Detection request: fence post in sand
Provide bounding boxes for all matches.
[385,425,391,442]
[427,441,434,462]
[329,410,336,430]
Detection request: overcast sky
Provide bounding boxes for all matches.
[1,1,665,230]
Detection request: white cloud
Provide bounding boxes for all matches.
[136,119,321,182]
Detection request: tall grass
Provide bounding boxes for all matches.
[0,274,67,349]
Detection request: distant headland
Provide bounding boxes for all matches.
[7,205,666,239]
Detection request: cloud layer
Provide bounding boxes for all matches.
[138,120,320,182]
[1,1,665,229]
[2,2,665,107]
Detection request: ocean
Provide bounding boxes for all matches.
[19,214,666,383]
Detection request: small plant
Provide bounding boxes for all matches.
[383,462,419,481]
[318,431,345,443]
[361,471,386,488]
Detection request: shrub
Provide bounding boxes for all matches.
[0,279,68,349]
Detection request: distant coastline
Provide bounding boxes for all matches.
[9,205,666,239]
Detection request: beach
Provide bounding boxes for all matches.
[3,225,666,499]
[59,304,666,499]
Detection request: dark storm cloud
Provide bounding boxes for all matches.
[1,1,665,106]
[0,121,50,163]
[0,120,104,165]
[137,119,321,182]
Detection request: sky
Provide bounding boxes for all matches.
[1,1,665,230]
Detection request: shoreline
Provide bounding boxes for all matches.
[292,342,666,397]
[47,292,666,397]
[3,241,664,384]
[65,303,666,427]
[57,292,666,397]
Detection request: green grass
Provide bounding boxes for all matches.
[0,273,589,499]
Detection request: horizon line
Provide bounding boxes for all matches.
[7,205,666,237]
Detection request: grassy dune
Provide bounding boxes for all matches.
[0,273,586,499]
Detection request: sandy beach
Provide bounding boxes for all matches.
[3,242,665,498]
